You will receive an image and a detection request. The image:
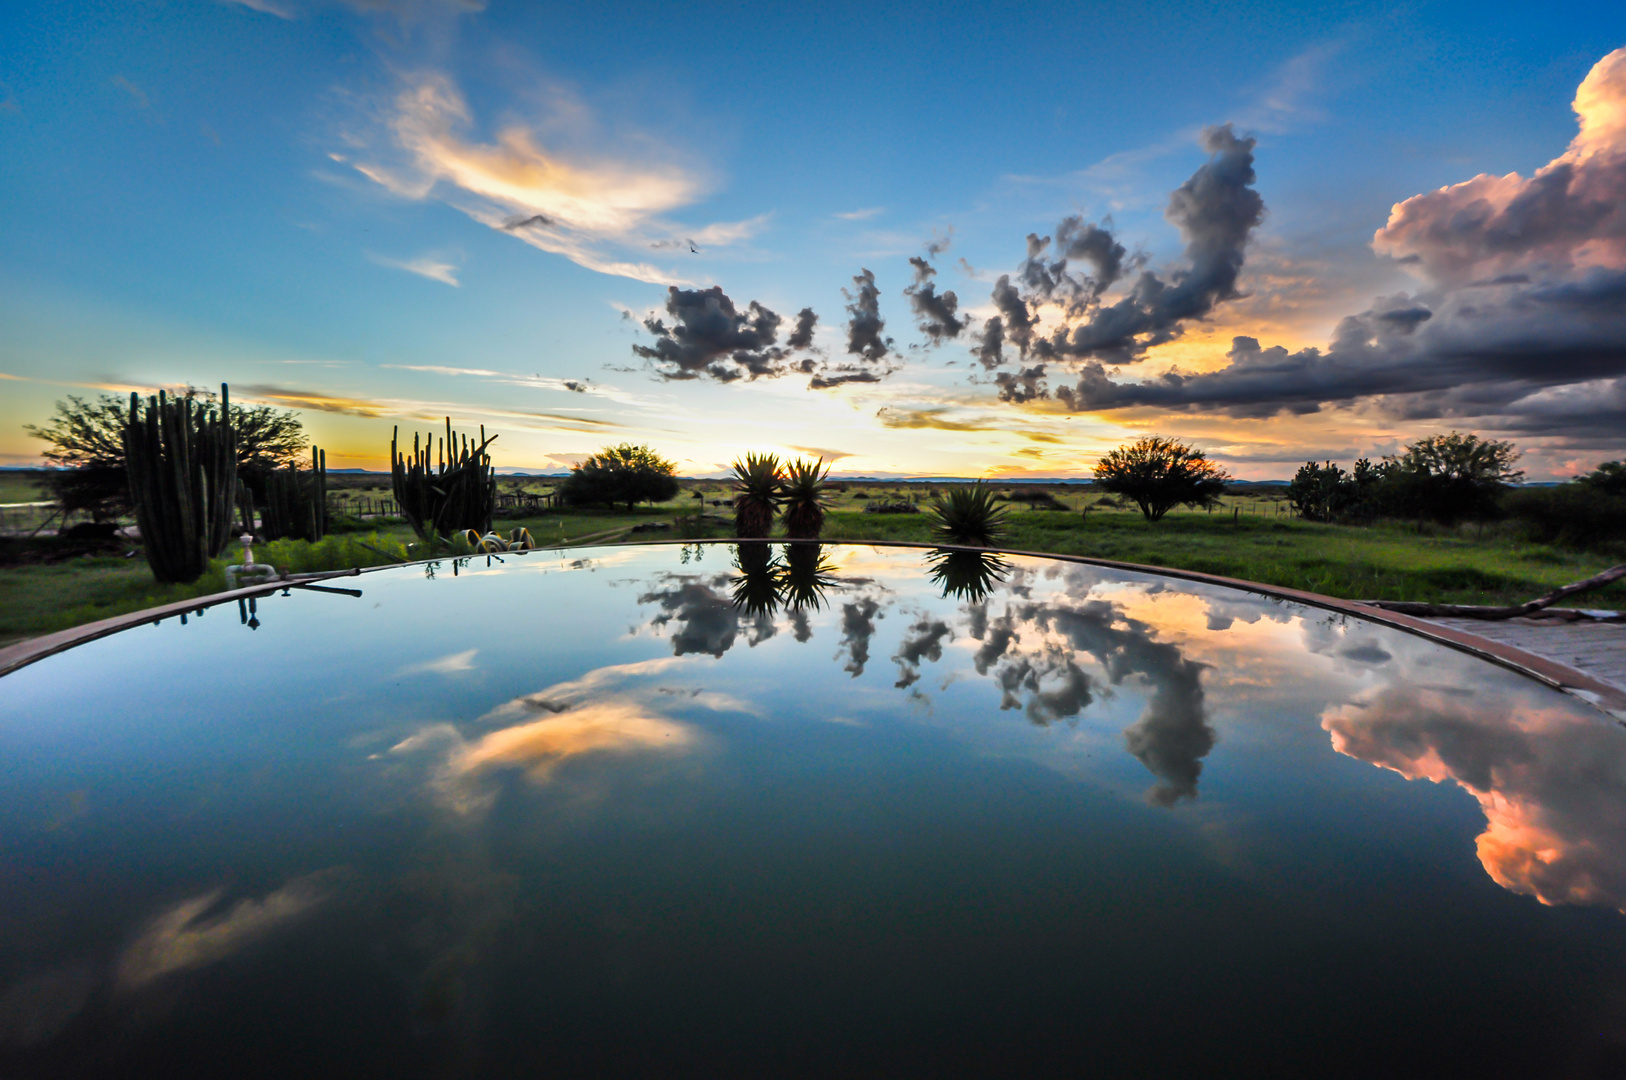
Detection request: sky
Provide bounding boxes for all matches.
[2,1,1624,479]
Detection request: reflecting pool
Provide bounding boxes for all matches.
[3,542,1625,1077]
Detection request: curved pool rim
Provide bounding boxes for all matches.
[3,538,1622,719]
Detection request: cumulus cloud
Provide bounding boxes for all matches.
[844,268,892,363]
[904,256,966,345]
[1044,48,1626,448]
[976,126,1262,373]
[632,286,816,382]
[349,73,760,284]
[786,307,818,349]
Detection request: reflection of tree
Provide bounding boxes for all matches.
[1324,685,1626,911]
[925,548,1010,603]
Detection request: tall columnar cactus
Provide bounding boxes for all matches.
[390,419,498,542]
[123,384,239,583]
[259,446,329,542]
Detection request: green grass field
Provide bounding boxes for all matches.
[1,482,1620,648]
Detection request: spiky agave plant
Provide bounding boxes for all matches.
[928,482,1010,547]
[731,452,783,538]
[780,457,831,539]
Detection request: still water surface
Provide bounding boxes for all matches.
[2,543,1625,1077]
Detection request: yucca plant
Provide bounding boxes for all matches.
[928,482,1010,547]
[926,548,1010,603]
[780,457,831,539]
[731,452,783,538]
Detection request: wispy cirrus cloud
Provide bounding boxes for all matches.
[235,384,628,432]
[347,73,764,284]
[367,252,460,285]
[111,75,150,111]
[834,207,885,221]
[219,0,296,18]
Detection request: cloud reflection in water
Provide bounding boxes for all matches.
[1324,685,1626,911]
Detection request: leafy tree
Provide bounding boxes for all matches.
[559,443,679,510]
[25,388,307,520]
[1581,459,1626,497]
[1288,458,1383,522]
[1092,436,1230,522]
[1380,431,1523,524]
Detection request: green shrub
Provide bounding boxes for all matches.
[1503,484,1626,550]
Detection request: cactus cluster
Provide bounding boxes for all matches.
[123,384,239,584]
[255,446,329,542]
[391,420,498,542]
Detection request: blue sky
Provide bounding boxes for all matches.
[3,0,1624,477]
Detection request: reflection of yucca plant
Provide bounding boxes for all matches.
[731,540,782,616]
[731,453,783,538]
[929,482,1009,546]
[780,457,831,539]
[781,541,837,610]
[926,548,1010,603]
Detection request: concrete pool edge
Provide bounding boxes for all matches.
[3,539,1621,722]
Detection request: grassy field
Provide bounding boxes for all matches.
[0,473,51,504]
[1,481,1620,648]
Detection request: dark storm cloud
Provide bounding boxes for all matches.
[808,369,886,389]
[502,213,555,230]
[1024,51,1626,448]
[973,315,1005,370]
[631,286,817,383]
[1055,217,1129,298]
[1048,126,1263,364]
[799,271,901,389]
[844,268,892,363]
[1051,277,1626,431]
[995,365,1048,405]
[976,126,1261,373]
[905,257,966,345]
[786,307,818,349]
